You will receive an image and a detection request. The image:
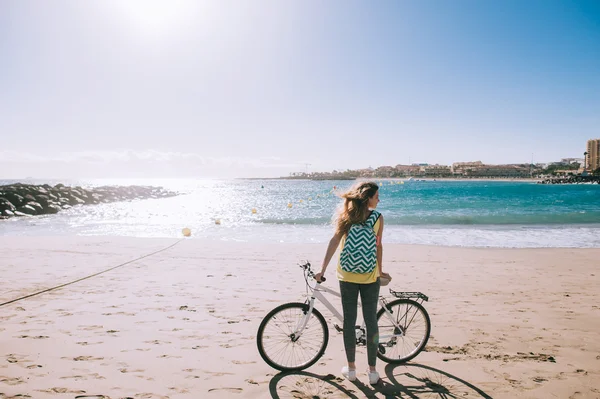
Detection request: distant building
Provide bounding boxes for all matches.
[421,164,452,176]
[374,166,395,177]
[587,139,600,171]
[451,161,484,175]
[451,161,535,177]
[561,158,583,165]
[394,164,422,176]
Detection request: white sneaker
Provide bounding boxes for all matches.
[341,366,356,381]
[368,370,380,385]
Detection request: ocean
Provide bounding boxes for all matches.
[1,178,600,248]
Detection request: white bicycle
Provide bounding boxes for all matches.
[257,261,431,371]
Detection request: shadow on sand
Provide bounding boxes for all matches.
[268,363,493,398]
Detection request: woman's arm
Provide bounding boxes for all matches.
[377,215,391,280]
[314,231,343,282]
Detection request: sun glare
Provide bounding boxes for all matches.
[112,0,204,36]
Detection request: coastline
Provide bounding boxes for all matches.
[1,237,598,398]
[240,177,543,182]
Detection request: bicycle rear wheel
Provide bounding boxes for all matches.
[377,299,431,363]
[257,302,329,371]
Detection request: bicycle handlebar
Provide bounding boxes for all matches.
[298,261,326,282]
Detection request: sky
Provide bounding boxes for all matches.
[1,0,599,179]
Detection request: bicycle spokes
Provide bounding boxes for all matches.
[376,299,431,364]
[257,303,329,371]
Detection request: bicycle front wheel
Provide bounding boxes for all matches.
[377,299,431,364]
[257,302,329,371]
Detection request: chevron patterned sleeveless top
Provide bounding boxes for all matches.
[336,212,382,284]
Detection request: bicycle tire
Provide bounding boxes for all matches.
[257,302,329,371]
[376,299,431,364]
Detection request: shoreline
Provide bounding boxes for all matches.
[240,177,542,182]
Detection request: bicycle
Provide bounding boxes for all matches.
[256,261,431,371]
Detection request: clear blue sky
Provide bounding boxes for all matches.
[1,0,599,178]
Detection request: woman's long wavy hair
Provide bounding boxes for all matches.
[333,181,379,236]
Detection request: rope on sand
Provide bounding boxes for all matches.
[0,239,184,308]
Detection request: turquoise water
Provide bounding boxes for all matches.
[1,179,600,247]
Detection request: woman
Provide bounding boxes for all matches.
[314,181,391,385]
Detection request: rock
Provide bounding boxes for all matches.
[17,204,37,215]
[26,201,44,213]
[2,192,25,207]
[46,204,61,214]
[0,198,17,213]
[68,196,86,206]
[34,194,51,208]
[0,183,178,220]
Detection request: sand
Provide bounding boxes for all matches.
[1,236,599,398]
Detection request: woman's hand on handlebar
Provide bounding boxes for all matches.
[314,272,326,283]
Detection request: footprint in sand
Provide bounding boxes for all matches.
[144,340,171,345]
[0,376,26,385]
[119,368,145,373]
[6,354,27,364]
[231,360,256,365]
[17,335,49,339]
[59,375,85,380]
[207,388,243,394]
[204,371,234,377]
[79,325,104,331]
[37,387,85,394]
[66,356,105,362]
[157,354,182,359]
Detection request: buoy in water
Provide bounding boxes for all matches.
[251,208,257,214]
[182,227,192,237]
[287,203,293,208]
[299,199,303,203]
[215,219,221,225]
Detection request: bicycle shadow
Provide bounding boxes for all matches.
[268,363,493,398]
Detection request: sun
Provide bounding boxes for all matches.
[112,0,203,36]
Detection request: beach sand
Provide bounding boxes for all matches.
[1,236,599,398]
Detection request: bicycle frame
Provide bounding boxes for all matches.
[294,280,400,342]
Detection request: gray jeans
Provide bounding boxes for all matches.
[339,279,380,366]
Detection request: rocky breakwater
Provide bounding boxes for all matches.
[0,183,178,219]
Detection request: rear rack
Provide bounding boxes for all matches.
[389,290,429,302]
